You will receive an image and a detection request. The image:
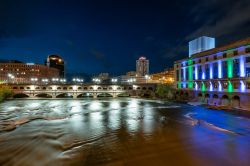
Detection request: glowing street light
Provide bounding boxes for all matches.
[42,78,49,84]
[60,78,67,83]
[127,78,136,84]
[72,78,84,84]
[31,78,38,82]
[111,78,118,83]
[7,73,15,83]
[92,78,101,84]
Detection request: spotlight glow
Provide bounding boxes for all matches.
[240,56,245,77]
[218,81,222,91]
[218,60,222,78]
[240,80,246,92]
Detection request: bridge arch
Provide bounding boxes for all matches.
[77,93,94,98]
[56,93,73,98]
[117,92,130,97]
[13,93,30,98]
[221,94,230,106]
[35,93,53,98]
[97,93,113,98]
[232,95,240,107]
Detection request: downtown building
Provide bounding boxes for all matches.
[148,68,174,84]
[174,37,250,109]
[0,60,60,84]
[136,56,149,76]
[45,55,65,78]
[118,57,150,84]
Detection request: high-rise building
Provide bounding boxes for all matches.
[136,56,149,76]
[46,55,65,77]
[189,36,215,57]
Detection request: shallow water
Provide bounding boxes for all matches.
[0,98,249,166]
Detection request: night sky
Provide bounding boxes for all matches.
[0,0,250,76]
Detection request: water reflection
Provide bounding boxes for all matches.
[0,99,249,165]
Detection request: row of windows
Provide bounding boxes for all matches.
[176,47,250,68]
[177,82,250,90]
[176,57,247,81]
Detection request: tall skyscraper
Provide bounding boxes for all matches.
[136,56,149,76]
[189,36,215,57]
[46,55,65,77]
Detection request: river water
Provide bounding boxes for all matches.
[0,98,249,166]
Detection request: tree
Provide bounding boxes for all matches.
[0,86,13,102]
[155,84,174,99]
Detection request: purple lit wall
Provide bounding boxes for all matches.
[209,63,213,79]
[218,81,222,91]
[195,65,198,80]
[209,82,213,91]
[240,81,246,92]
[218,60,222,78]
[240,56,245,77]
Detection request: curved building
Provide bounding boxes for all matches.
[46,55,65,77]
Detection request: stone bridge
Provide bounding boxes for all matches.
[9,84,156,98]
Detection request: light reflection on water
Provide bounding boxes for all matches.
[0,98,250,166]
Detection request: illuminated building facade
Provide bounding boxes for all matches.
[189,36,215,57]
[126,71,137,76]
[0,60,60,84]
[148,68,174,84]
[136,56,149,76]
[174,37,250,109]
[46,55,65,77]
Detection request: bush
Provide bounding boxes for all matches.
[0,86,13,102]
[155,84,175,99]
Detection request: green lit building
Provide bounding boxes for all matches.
[174,37,250,110]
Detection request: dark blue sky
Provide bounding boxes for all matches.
[0,0,250,75]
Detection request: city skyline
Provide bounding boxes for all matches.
[1,0,250,75]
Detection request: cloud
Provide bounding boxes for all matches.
[186,0,250,40]
[163,0,250,62]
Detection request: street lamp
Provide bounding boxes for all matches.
[111,78,118,83]
[30,78,38,84]
[42,78,49,84]
[7,73,15,83]
[60,78,67,84]
[92,78,101,84]
[145,75,150,83]
[127,78,136,84]
[73,78,84,84]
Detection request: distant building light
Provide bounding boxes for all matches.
[26,63,35,65]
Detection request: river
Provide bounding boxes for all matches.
[0,98,249,166]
